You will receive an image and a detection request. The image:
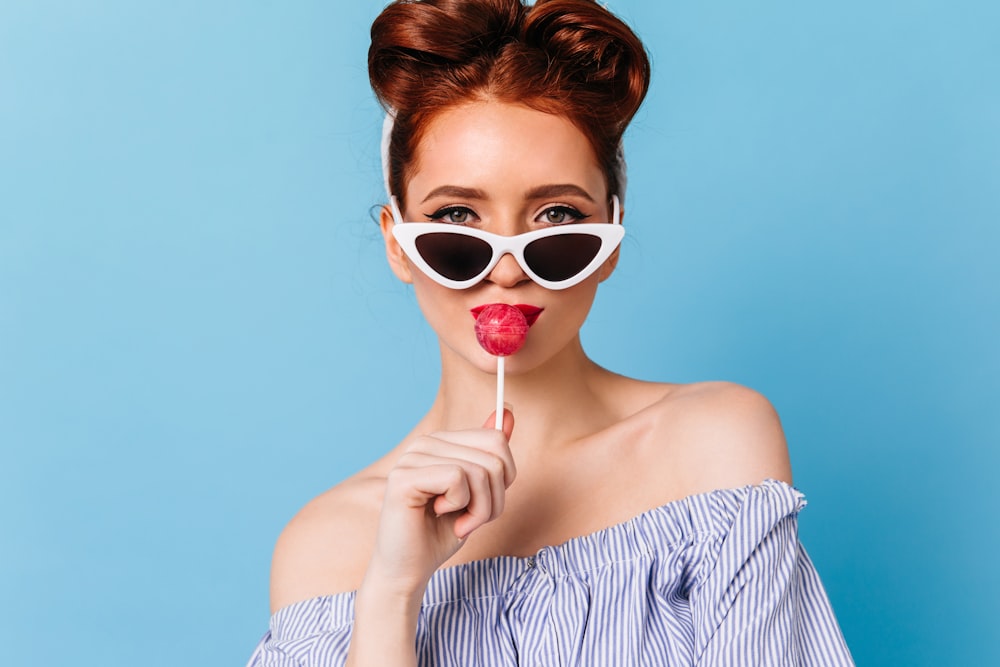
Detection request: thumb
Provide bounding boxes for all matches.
[482,408,515,439]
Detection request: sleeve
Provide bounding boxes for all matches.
[244,596,356,667]
[689,482,854,666]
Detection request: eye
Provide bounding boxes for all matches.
[426,206,477,225]
[538,205,589,225]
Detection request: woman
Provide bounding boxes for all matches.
[247,0,853,664]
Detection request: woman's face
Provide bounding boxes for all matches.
[381,100,618,375]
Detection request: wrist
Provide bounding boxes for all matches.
[347,568,426,667]
[355,564,428,619]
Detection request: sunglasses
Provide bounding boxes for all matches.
[389,195,623,290]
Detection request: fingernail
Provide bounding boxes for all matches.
[503,402,513,411]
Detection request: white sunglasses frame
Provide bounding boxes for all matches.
[389,194,623,290]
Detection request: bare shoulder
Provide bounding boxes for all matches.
[645,381,793,495]
[269,473,384,614]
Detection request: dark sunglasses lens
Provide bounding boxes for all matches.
[524,234,603,282]
[415,233,493,281]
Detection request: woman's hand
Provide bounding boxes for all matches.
[345,409,515,666]
[364,408,517,596]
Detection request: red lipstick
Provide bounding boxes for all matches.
[471,304,543,327]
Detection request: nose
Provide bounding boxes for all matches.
[485,252,530,288]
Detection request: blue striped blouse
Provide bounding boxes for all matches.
[246,480,853,665]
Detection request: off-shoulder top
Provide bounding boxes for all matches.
[246,480,853,666]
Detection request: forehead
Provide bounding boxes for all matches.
[405,101,606,202]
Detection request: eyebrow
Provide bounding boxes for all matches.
[421,186,487,203]
[524,184,596,202]
[420,183,596,204]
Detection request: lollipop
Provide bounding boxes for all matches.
[474,304,529,429]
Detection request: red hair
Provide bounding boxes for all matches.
[369,0,651,207]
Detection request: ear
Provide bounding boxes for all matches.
[597,247,620,282]
[379,203,414,284]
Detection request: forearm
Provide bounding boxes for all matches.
[345,572,426,667]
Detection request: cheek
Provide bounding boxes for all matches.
[411,274,474,343]
[524,282,601,350]
[411,273,449,321]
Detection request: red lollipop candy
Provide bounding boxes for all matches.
[473,303,529,429]
[474,303,529,357]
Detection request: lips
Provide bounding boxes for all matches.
[470,304,543,327]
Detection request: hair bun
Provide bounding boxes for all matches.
[369,0,526,113]
[524,0,649,131]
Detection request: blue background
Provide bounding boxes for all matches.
[2,1,997,664]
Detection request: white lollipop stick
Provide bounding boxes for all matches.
[495,356,505,430]
[473,304,528,432]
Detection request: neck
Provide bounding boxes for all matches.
[422,336,622,451]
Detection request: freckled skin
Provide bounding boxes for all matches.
[474,304,528,356]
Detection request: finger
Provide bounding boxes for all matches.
[399,449,506,520]
[495,410,516,486]
[448,459,499,539]
[482,408,515,440]
[433,460,493,528]
[432,490,494,542]
[418,428,516,488]
[387,463,470,514]
[500,408,514,440]
[453,508,489,541]
[492,408,517,487]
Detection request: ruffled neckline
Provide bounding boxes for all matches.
[271,478,805,628]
